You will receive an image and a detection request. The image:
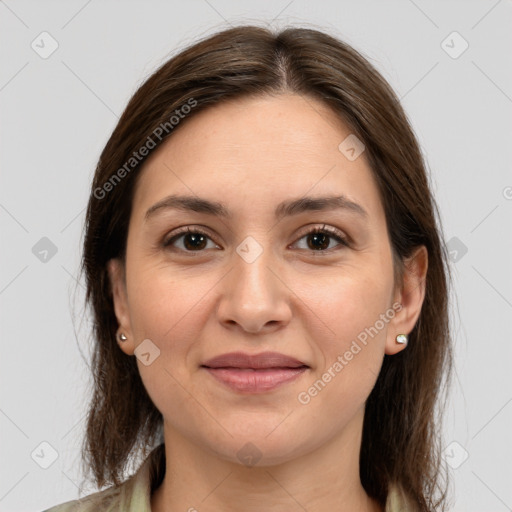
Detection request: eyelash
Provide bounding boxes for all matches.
[162,225,350,254]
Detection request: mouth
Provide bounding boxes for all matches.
[201,366,309,393]
[201,366,308,370]
[201,351,309,370]
[201,360,309,394]
[200,351,309,393]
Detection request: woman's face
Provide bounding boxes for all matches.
[109,93,426,465]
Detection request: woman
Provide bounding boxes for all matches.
[44,24,453,512]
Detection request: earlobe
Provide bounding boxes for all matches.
[107,258,135,356]
[385,245,428,355]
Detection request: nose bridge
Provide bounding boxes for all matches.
[237,241,274,294]
[233,235,279,306]
[217,234,291,332]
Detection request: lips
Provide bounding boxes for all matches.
[201,351,309,393]
[201,351,309,370]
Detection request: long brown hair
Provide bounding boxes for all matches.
[80,24,453,510]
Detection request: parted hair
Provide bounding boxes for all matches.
[80,24,453,511]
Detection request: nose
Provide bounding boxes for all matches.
[216,243,292,334]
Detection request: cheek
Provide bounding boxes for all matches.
[125,265,218,354]
[297,267,393,398]
[302,265,393,342]
[125,268,218,412]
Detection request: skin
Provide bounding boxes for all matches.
[108,93,427,512]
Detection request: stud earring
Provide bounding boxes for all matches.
[396,334,408,345]
[117,331,128,342]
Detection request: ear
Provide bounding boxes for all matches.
[107,258,135,356]
[385,245,428,355]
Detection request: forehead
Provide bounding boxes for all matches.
[131,93,384,223]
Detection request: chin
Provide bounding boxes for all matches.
[206,429,310,468]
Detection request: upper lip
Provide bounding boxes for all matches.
[201,351,309,369]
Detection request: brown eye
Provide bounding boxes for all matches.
[163,228,219,252]
[293,226,349,252]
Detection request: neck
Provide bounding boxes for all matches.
[151,407,383,512]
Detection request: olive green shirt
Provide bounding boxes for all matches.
[43,444,416,511]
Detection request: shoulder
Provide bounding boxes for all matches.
[41,444,165,512]
[40,484,125,512]
[385,483,421,512]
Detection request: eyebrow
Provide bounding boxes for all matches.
[144,194,369,222]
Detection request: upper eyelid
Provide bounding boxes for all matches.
[293,225,350,248]
[163,226,218,246]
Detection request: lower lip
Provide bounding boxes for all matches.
[202,367,308,393]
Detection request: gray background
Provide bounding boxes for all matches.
[1,1,511,511]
